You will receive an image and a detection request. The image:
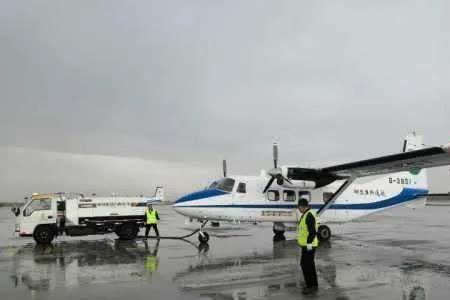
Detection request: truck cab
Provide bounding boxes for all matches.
[13,193,60,243]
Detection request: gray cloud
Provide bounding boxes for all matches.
[1,0,449,201]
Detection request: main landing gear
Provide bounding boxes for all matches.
[272,223,332,242]
[198,220,210,243]
[317,225,331,242]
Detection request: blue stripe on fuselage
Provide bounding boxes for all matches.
[175,188,228,204]
[174,188,428,210]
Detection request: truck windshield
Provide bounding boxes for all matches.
[214,178,235,192]
[23,199,52,216]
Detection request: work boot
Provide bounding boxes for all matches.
[302,286,318,295]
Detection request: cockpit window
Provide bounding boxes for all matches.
[214,178,235,192]
[209,181,218,189]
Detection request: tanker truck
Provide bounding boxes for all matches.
[11,189,164,244]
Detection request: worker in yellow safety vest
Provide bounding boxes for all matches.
[297,197,319,295]
[144,204,160,239]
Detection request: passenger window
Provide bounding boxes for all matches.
[237,182,246,193]
[298,191,311,202]
[283,190,296,202]
[267,190,280,201]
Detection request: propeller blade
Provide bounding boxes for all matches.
[273,143,278,169]
[263,176,275,193]
[222,159,227,177]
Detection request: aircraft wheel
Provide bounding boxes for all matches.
[33,225,55,244]
[272,222,286,235]
[273,233,286,242]
[198,232,210,243]
[318,225,331,241]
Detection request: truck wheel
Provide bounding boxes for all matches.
[33,225,54,244]
[116,223,138,240]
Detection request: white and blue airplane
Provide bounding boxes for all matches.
[173,133,450,243]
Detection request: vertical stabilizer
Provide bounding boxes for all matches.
[403,132,424,152]
[403,132,428,190]
[154,186,165,202]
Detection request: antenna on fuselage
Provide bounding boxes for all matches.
[222,159,227,177]
[273,143,278,168]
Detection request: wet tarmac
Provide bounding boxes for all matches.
[1,203,450,300]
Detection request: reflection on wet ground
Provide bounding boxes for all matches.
[1,205,450,300]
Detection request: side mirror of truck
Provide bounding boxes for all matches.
[10,207,20,217]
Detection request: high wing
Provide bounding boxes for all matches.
[285,143,450,216]
[320,144,450,178]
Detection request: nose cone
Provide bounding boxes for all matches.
[173,188,228,218]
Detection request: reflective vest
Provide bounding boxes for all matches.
[297,209,319,247]
[146,210,158,224]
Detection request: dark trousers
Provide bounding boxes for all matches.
[145,224,159,237]
[301,247,318,288]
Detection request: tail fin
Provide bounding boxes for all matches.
[403,132,428,190]
[154,186,165,201]
[403,132,425,152]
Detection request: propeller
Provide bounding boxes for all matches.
[263,143,292,193]
[222,159,227,177]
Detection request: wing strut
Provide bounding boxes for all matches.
[317,177,355,217]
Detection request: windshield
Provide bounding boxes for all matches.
[213,178,235,192]
[23,198,52,216]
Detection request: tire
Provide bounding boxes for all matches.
[198,232,210,243]
[33,225,55,244]
[318,225,331,242]
[116,223,138,240]
[272,222,285,235]
[273,233,286,242]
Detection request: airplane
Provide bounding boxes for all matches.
[144,186,165,205]
[172,133,450,243]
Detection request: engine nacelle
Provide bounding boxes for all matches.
[281,179,316,189]
[280,166,316,189]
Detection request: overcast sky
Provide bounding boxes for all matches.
[1,0,449,201]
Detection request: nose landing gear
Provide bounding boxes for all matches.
[198,220,210,243]
[198,231,210,243]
